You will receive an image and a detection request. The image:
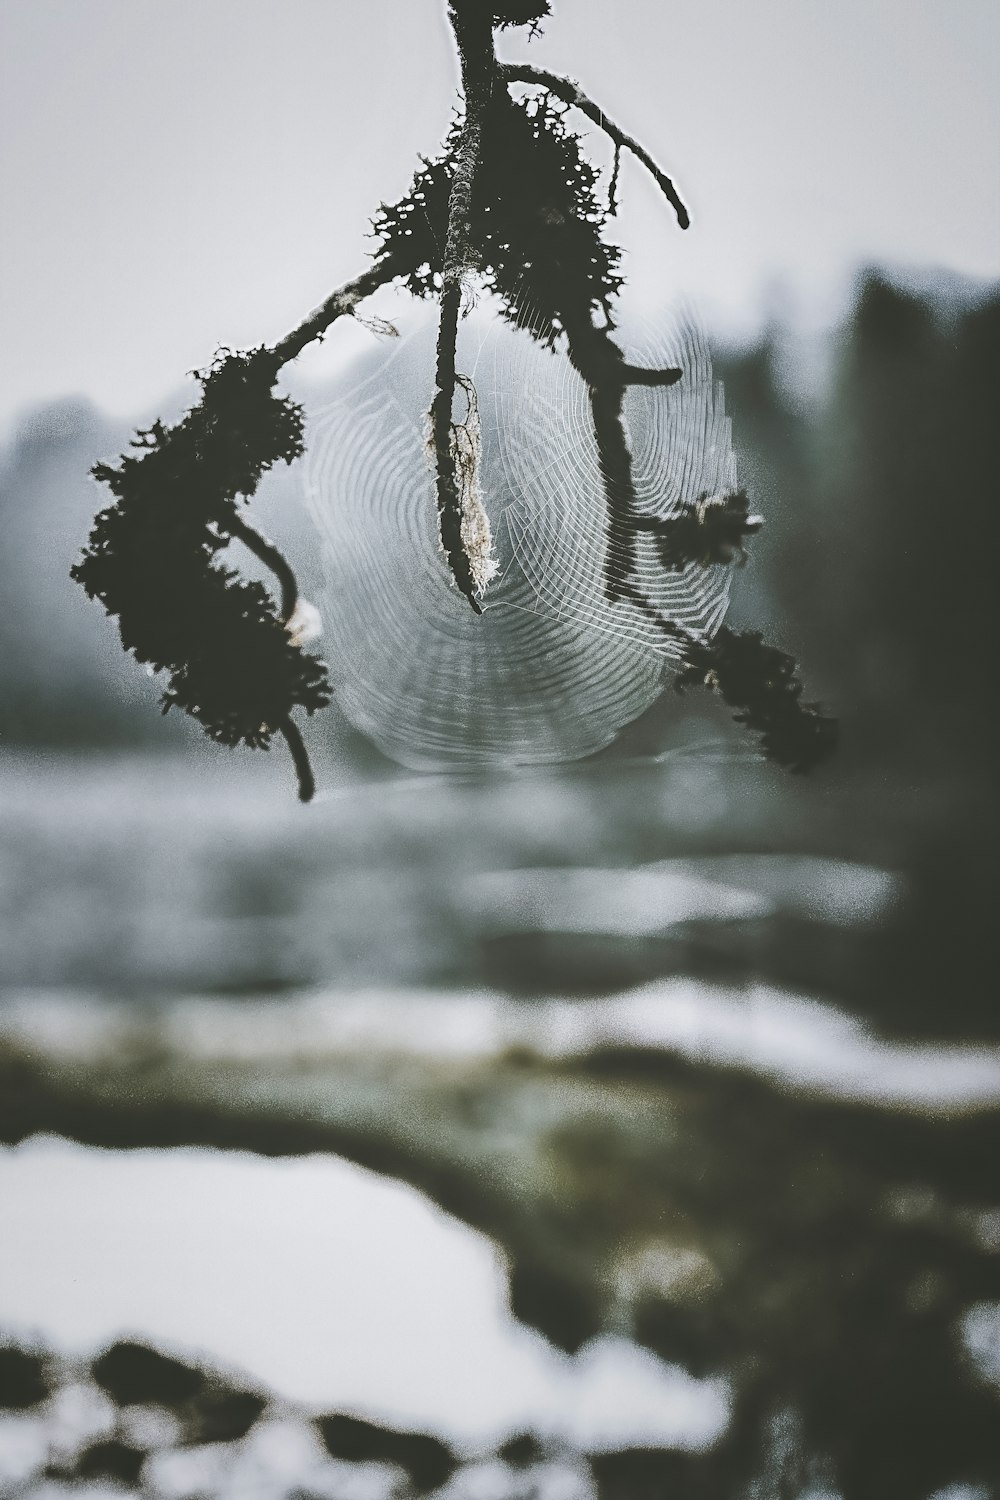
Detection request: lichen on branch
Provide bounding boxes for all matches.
[676,628,839,773]
[71,350,331,800]
[633,490,765,570]
[70,0,836,791]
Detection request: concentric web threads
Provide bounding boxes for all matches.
[303,293,737,770]
[484,290,737,650]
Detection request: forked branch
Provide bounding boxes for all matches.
[500,62,690,230]
[72,0,836,799]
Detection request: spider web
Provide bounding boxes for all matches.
[302,289,737,770]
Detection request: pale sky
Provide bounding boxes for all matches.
[1,0,997,432]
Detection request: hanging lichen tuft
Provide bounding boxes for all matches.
[71,351,330,799]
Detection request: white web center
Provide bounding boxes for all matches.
[302,291,737,770]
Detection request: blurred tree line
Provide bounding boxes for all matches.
[712,272,998,1037]
[720,271,998,782]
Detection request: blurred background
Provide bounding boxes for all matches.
[1,2,999,1497]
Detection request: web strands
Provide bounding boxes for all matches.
[303,297,737,771]
[491,294,736,652]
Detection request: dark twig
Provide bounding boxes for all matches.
[500,62,690,229]
[614,577,695,646]
[432,289,483,612]
[277,715,316,803]
[608,141,622,215]
[268,252,407,373]
[225,512,298,623]
[557,302,681,598]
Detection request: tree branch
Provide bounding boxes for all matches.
[277,715,317,803]
[225,512,298,623]
[267,252,407,373]
[428,2,501,614]
[500,62,690,230]
[555,301,681,599]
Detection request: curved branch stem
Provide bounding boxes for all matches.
[277,716,316,803]
[226,517,318,802]
[500,62,690,230]
[607,140,622,215]
[225,512,298,623]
